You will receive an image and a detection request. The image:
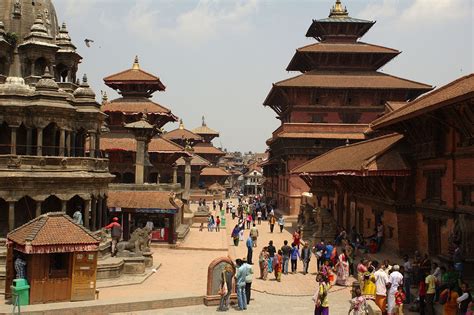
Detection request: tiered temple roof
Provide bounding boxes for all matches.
[192,116,219,142]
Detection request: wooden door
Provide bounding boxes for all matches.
[70,252,97,301]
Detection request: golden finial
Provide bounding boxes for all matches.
[329,0,348,18]
[132,55,140,70]
[179,119,184,129]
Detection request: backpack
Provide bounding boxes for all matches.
[111,224,122,238]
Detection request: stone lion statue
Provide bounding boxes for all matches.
[116,227,151,255]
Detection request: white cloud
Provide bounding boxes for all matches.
[357,0,471,25]
[126,0,259,46]
[400,0,471,23]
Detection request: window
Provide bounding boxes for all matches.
[49,253,69,278]
[459,185,473,206]
[425,170,443,203]
[339,113,361,124]
[311,114,326,123]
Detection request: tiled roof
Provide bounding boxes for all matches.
[272,71,432,90]
[104,68,162,83]
[8,212,99,247]
[296,42,399,54]
[200,166,230,177]
[385,101,408,112]
[102,98,173,115]
[108,191,181,209]
[192,143,225,155]
[163,128,202,141]
[292,133,409,176]
[175,154,210,166]
[372,74,474,129]
[192,125,219,136]
[100,136,185,153]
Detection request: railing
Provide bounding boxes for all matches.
[0,154,109,172]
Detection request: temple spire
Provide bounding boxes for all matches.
[202,115,206,126]
[179,119,184,129]
[329,0,348,18]
[132,55,140,70]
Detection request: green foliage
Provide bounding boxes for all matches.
[4,32,18,46]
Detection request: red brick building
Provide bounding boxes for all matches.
[294,74,474,267]
[262,0,431,215]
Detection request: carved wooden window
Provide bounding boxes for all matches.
[424,170,443,204]
[311,114,326,123]
[459,185,473,206]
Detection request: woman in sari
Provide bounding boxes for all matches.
[362,265,376,300]
[274,250,283,282]
[336,249,349,286]
[259,247,269,280]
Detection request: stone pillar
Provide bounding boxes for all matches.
[102,196,108,226]
[91,196,97,231]
[65,131,71,157]
[26,127,32,155]
[89,132,96,158]
[135,138,146,184]
[84,199,91,229]
[97,196,103,229]
[35,200,42,218]
[61,200,67,212]
[71,131,76,157]
[95,130,100,157]
[8,201,15,231]
[59,128,66,156]
[173,166,178,184]
[36,127,43,156]
[10,126,17,155]
[183,156,192,199]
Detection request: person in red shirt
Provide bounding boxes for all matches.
[105,217,122,256]
[216,216,221,232]
[394,285,406,315]
[293,228,301,249]
[418,274,427,315]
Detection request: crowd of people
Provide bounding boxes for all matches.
[213,197,472,314]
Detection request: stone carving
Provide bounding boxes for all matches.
[312,207,322,235]
[39,158,46,167]
[60,158,67,168]
[13,0,22,16]
[7,156,21,168]
[204,256,236,306]
[116,227,151,256]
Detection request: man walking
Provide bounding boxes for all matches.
[301,242,312,275]
[250,224,259,247]
[387,265,403,315]
[374,260,390,315]
[235,259,247,311]
[267,240,276,273]
[105,217,122,257]
[281,240,291,275]
[243,258,253,305]
[278,216,285,233]
[269,215,276,233]
[246,235,254,264]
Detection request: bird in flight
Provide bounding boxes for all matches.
[84,39,94,47]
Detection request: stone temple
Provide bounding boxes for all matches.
[0,0,113,237]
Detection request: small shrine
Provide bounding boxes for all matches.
[6,212,100,304]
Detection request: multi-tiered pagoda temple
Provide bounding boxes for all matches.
[263,0,432,215]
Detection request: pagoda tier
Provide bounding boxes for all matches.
[306,0,375,42]
[192,116,220,143]
[102,57,177,130]
[104,56,166,97]
[287,42,400,72]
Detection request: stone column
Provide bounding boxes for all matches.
[36,127,43,156]
[59,128,66,156]
[65,131,71,157]
[135,138,146,184]
[89,132,96,158]
[8,201,15,231]
[35,200,42,218]
[84,199,91,229]
[183,156,192,199]
[91,196,97,231]
[61,200,67,212]
[172,166,178,184]
[71,131,76,157]
[10,126,17,155]
[97,196,103,229]
[26,127,32,155]
[102,196,108,226]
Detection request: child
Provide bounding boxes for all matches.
[215,216,221,232]
[349,287,367,315]
[394,285,406,315]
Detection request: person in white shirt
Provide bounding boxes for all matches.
[387,265,403,315]
[374,261,390,314]
[402,255,413,304]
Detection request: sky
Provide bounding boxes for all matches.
[54,0,473,153]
